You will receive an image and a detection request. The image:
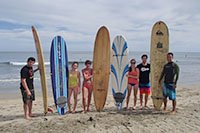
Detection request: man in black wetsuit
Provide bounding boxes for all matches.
[159,52,179,114]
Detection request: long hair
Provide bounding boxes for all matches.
[129,59,136,72]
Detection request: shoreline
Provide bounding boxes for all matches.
[0,83,200,132]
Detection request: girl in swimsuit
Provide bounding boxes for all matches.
[82,60,93,113]
[126,59,139,110]
[68,62,81,113]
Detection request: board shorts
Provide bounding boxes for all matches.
[163,83,176,100]
[139,83,151,95]
[20,88,35,103]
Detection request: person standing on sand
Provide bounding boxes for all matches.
[20,57,38,119]
[137,54,151,109]
[82,60,93,113]
[68,62,81,113]
[126,59,139,110]
[159,52,179,114]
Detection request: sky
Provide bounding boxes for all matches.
[0,0,199,52]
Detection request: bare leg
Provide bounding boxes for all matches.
[68,88,73,112]
[87,87,93,112]
[126,84,132,109]
[133,85,138,109]
[144,94,149,107]
[172,100,176,113]
[82,87,88,112]
[140,94,143,109]
[28,100,33,117]
[163,98,167,111]
[24,101,30,119]
[73,87,78,113]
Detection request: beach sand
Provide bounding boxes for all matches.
[0,84,200,133]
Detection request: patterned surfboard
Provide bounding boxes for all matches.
[150,21,169,110]
[111,35,129,110]
[50,36,68,115]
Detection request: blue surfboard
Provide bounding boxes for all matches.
[50,36,68,115]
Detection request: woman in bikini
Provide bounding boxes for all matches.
[68,62,81,113]
[126,59,139,110]
[82,60,93,113]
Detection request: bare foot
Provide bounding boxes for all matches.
[170,110,176,115]
[29,114,36,117]
[72,110,76,114]
[133,106,136,110]
[140,106,143,110]
[68,110,72,113]
[25,116,31,120]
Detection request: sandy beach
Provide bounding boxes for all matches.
[0,84,200,133]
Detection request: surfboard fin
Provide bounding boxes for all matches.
[112,88,127,110]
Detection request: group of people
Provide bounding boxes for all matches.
[20,52,179,119]
[126,53,179,115]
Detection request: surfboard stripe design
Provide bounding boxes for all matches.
[111,35,128,109]
[50,36,68,115]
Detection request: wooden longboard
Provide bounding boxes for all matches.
[111,35,129,110]
[150,21,169,110]
[50,36,68,115]
[93,26,110,111]
[31,26,48,114]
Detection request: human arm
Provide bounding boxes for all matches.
[174,63,180,87]
[21,78,31,96]
[78,71,81,87]
[33,67,39,73]
[159,67,165,84]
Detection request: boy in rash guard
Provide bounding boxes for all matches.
[159,52,179,114]
[137,54,151,109]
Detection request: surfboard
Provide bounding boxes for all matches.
[31,26,48,114]
[93,26,110,111]
[111,35,129,110]
[50,36,68,115]
[150,21,169,110]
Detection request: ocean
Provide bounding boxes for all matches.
[0,51,199,94]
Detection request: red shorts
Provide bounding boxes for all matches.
[140,88,151,95]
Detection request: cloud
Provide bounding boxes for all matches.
[0,0,199,52]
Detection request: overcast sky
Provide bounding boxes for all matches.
[0,0,199,52]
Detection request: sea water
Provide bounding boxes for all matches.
[0,51,199,94]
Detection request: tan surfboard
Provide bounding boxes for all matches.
[93,26,110,111]
[150,21,169,110]
[32,26,48,114]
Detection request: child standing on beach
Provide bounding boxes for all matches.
[20,57,38,119]
[126,59,139,110]
[82,60,93,113]
[68,62,81,113]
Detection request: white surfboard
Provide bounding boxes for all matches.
[111,35,129,110]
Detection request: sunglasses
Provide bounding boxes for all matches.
[131,62,136,64]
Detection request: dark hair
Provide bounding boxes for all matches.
[27,57,36,62]
[129,59,136,72]
[72,61,79,67]
[167,52,174,57]
[141,54,148,59]
[85,60,92,65]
